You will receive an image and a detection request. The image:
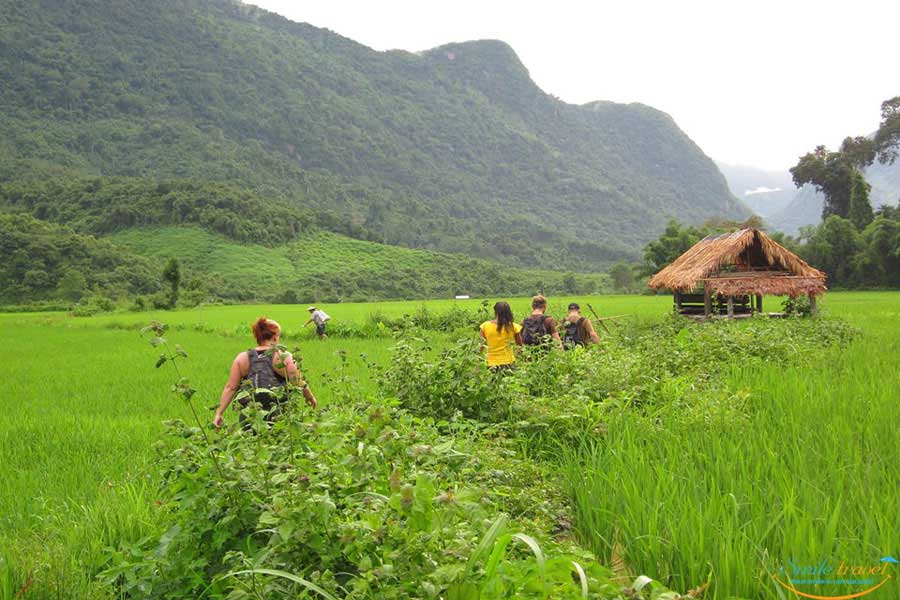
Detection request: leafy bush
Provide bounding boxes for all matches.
[70,294,116,316]
[381,315,859,429]
[782,295,812,316]
[380,336,510,421]
[101,316,859,599]
[100,327,638,599]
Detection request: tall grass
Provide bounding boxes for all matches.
[2,291,898,597]
[0,323,394,596]
[559,295,900,598]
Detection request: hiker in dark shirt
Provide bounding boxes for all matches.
[520,295,562,350]
[561,303,601,350]
[213,317,317,428]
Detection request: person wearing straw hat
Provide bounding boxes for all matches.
[304,306,330,340]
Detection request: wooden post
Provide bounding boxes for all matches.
[756,294,763,314]
[808,293,817,316]
[704,287,711,318]
[674,291,682,315]
[727,295,734,319]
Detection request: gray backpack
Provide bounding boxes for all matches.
[245,349,287,408]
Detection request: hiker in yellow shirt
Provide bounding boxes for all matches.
[479,301,523,372]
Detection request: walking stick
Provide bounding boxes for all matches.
[586,303,629,335]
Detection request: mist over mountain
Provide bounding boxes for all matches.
[767,160,900,235]
[715,162,795,218]
[716,155,900,236]
[0,0,746,272]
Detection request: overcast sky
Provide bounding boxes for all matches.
[251,0,896,173]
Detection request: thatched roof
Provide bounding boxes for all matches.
[647,228,826,297]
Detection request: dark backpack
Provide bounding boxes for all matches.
[562,318,585,349]
[244,348,287,409]
[521,314,550,346]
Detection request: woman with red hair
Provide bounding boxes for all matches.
[213,317,317,428]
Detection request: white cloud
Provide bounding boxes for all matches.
[744,187,782,196]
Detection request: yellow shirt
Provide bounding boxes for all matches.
[480,321,522,367]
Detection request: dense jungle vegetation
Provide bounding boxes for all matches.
[0,0,744,272]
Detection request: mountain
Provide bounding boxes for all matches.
[768,160,900,235]
[715,162,795,218]
[0,0,745,271]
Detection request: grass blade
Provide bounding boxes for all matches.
[511,533,546,595]
[465,514,508,577]
[223,568,339,600]
[571,560,589,598]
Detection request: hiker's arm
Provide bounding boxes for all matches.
[514,331,524,347]
[214,355,244,427]
[586,320,601,345]
[301,385,317,408]
[549,319,563,349]
[479,328,487,353]
[278,352,317,408]
[303,318,312,326]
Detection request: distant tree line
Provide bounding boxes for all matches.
[0,209,609,309]
[0,178,313,246]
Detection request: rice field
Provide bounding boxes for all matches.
[1,291,898,598]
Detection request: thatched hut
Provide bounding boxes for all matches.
[647,228,826,318]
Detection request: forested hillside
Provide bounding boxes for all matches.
[0,178,604,304]
[0,0,745,270]
[0,214,163,304]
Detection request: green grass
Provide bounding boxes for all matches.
[55,292,662,334]
[560,291,900,598]
[1,291,898,598]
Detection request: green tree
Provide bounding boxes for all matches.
[608,262,635,292]
[874,96,900,165]
[643,220,707,274]
[861,216,900,287]
[847,170,874,231]
[57,269,87,302]
[800,216,862,287]
[792,96,900,222]
[162,258,181,308]
[790,140,872,220]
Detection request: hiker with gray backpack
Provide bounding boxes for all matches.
[213,317,317,428]
[561,302,601,350]
[520,295,563,351]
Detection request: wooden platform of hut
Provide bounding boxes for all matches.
[647,228,826,319]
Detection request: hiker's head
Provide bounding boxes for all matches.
[493,301,514,332]
[567,302,581,316]
[252,317,281,345]
[307,306,316,313]
[531,295,547,312]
